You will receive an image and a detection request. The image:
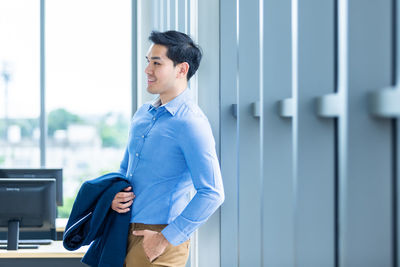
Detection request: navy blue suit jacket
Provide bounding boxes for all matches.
[63,172,132,267]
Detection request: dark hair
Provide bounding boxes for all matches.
[149,30,202,81]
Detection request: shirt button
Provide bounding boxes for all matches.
[130,174,132,177]
[135,153,139,157]
[152,117,156,121]
[141,135,145,138]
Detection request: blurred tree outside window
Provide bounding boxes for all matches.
[0,0,132,218]
[0,0,40,168]
[46,0,131,217]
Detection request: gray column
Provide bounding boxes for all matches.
[159,0,164,30]
[152,0,159,31]
[339,0,393,266]
[166,0,170,30]
[197,1,220,266]
[294,0,336,266]
[237,0,262,265]
[397,119,400,266]
[262,0,294,266]
[220,0,239,266]
[40,0,46,167]
[170,0,177,30]
[177,0,188,33]
[137,0,153,106]
[131,0,138,115]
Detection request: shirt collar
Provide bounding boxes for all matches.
[148,88,191,116]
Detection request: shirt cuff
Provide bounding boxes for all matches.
[161,222,188,246]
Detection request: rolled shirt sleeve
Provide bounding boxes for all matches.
[161,115,225,246]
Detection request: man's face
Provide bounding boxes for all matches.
[145,44,179,95]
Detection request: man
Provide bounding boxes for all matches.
[111,30,225,267]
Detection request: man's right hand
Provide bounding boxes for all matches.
[111,186,135,213]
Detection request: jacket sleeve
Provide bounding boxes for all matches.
[161,116,225,246]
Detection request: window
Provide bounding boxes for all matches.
[46,0,132,217]
[0,0,40,167]
[0,0,132,218]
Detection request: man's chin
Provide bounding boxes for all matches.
[146,87,158,95]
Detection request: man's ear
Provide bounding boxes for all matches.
[177,62,190,79]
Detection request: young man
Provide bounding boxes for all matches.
[112,30,225,267]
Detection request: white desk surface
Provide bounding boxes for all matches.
[2,218,73,233]
[0,241,88,258]
[0,218,87,258]
[56,218,68,232]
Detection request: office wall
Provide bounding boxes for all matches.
[140,0,400,266]
[220,0,398,266]
[197,0,221,267]
[220,0,294,266]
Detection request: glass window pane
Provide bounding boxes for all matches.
[46,0,131,217]
[0,0,40,168]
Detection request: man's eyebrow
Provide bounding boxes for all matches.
[146,56,162,60]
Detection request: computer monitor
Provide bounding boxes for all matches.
[0,178,56,250]
[0,169,63,206]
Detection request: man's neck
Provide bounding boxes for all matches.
[159,84,187,105]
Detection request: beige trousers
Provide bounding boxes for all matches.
[124,223,190,267]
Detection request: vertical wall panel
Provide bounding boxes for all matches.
[295,0,336,266]
[340,0,393,266]
[152,0,159,31]
[159,0,164,30]
[188,0,198,100]
[220,0,239,266]
[395,2,400,264]
[197,0,220,266]
[40,0,46,166]
[397,118,400,265]
[187,0,191,35]
[137,0,153,106]
[165,0,170,30]
[237,0,262,266]
[177,0,187,33]
[131,0,138,115]
[262,0,294,266]
[170,0,177,30]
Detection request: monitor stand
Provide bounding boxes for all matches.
[0,221,54,250]
[2,220,40,250]
[7,220,19,250]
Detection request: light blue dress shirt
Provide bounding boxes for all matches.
[118,88,225,246]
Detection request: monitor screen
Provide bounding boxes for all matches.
[0,169,63,206]
[0,178,56,250]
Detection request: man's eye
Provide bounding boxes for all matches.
[154,62,160,65]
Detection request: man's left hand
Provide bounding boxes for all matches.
[132,229,170,262]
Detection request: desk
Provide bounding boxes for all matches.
[56,218,68,240]
[56,218,68,233]
[0,241,88,267]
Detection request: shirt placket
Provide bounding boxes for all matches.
[128,108,166,177]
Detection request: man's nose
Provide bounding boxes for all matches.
[145,64,152,74]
